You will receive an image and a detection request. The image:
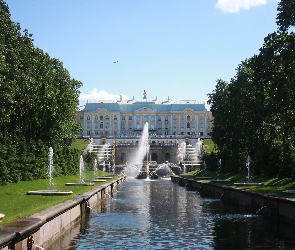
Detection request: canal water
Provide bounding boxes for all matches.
[64,178,295,249]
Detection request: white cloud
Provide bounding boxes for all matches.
[79,88,129,106]
[215,0,267,13]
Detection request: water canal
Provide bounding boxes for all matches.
[56,178,295,249]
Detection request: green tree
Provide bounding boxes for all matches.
[276,0,295,32]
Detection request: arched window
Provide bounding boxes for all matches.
[187,122,190,128]
[95,115,98,120]
[187,115,190,120]
[87,115,90,120]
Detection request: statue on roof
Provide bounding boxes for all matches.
[143,90,147,99]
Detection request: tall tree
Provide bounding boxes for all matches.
[276,0,295,31]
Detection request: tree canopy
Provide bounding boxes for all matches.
[207,0,295,178]
[0,1,83,184]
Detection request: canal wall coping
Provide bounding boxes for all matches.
[0,177,125,250]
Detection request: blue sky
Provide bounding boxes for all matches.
[5,0,279,105]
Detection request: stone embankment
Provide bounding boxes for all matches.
[171,176,295,226]
[0,177,125,250]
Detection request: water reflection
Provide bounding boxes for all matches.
[62,178,295,249]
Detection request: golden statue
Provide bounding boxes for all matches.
[143,90,147,99]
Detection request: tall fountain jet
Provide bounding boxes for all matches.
[130,122,150,166]
[126,122,150,178]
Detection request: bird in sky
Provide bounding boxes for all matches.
[114,61,118,63]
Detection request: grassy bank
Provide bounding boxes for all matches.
[182,169,295,198]
[0,169,115,225]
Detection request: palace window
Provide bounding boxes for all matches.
[106,122,109,129]
[187,122,190,128]
[95,115,98,120]
[95,123,99,129]
[100,122,103,129]
[158,116,161,121]
[157,121,161,129]
[114,115,117,120]
[181,115,184,121]
[187,115,190,121]
[100,115,104,120]
[87,115,90,120]
[114,122,118,129]
[129,116,132,120]
[122,116,125,121]
[106,115,109,120]
[173,115,177,121]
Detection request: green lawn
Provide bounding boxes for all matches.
[202,139,216,153]
[182,169,295,197]
[0,170,116,225]
[70,138,90,151]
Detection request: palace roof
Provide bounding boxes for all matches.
[81,99,209,112]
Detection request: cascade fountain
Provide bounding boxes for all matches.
[27,147,73,195]
[66,155,94,186]
[178,139,204,173]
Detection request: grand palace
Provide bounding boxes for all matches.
[76,91,212,167]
